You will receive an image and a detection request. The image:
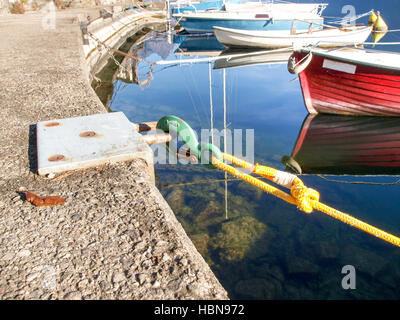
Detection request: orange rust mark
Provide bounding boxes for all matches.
[79,131,98,138]
[21,191,67,207]
[48,154,66,162]
[45,122,61,127]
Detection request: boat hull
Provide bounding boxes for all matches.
[291,114,400,175]
[172,1,327,15]
[295,51,400,116]
[176,16,324,33]
[214,26,372,49]
[175,35,226,55]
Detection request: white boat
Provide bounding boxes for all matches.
[172,0,327,15]
[174,2,327,33]
[213,25,373,49]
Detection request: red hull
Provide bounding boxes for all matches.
[295,52,400,116]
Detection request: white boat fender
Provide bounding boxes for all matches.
[287,52,313,74]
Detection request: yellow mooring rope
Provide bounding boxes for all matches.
[211,153,400,248]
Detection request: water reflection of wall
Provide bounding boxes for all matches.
[93,26,174,108]
[92,28,153,108]
[115,47,140,84]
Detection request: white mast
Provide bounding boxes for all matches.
[223,68,228,220]
[209,60,214,146]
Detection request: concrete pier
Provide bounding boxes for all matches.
[0,8,228,299]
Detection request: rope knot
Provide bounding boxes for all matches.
[291,179,320,214]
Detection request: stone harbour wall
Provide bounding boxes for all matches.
[0,8,228,299]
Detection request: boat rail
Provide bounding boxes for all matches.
[171,1,329,16]
[264,1,328,16]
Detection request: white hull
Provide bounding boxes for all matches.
[213,26,373,49]
[174,10,325,21]
[224,2,327,15]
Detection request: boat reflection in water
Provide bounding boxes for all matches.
[214,48,292,69]
[174,34,226,56]
[290,114,400,175]
[173,34,293,70]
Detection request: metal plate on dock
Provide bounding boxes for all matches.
[37,112,151,175]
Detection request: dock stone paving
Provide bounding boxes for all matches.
[0,8,228,299]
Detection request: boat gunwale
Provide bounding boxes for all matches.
[173,13,325,21]
[213,25,372,40]
[298,47,400,72]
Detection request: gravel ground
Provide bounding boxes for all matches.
[0,9,228,300]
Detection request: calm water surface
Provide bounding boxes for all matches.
[98,1,400,299]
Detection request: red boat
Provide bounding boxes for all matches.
[291,47,400,116]
[290,114,400,175]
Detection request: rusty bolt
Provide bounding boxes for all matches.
[79,131,97,138]
[45,122,61,127]
[48,154,66,162]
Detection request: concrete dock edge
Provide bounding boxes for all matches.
[0,7,228,300]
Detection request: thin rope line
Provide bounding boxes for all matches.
[179,67,204,128]
[316,175,400,186]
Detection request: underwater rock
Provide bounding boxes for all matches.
[195,200,221,221]
[317,276,351,300]
[349,275,396,300]
[191,200,227,230]
[189,233,210,257]
[285,254,320,275]
[234,182,266,205]
[234,277,282,299]
[340,246,387,277]
[283,283,315,300]
[166,189,192,217]
[166,189,185,208]
[211,216,273,262]
[375,262,400,290]
[312,240,340,260]
[253,263,285,282]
